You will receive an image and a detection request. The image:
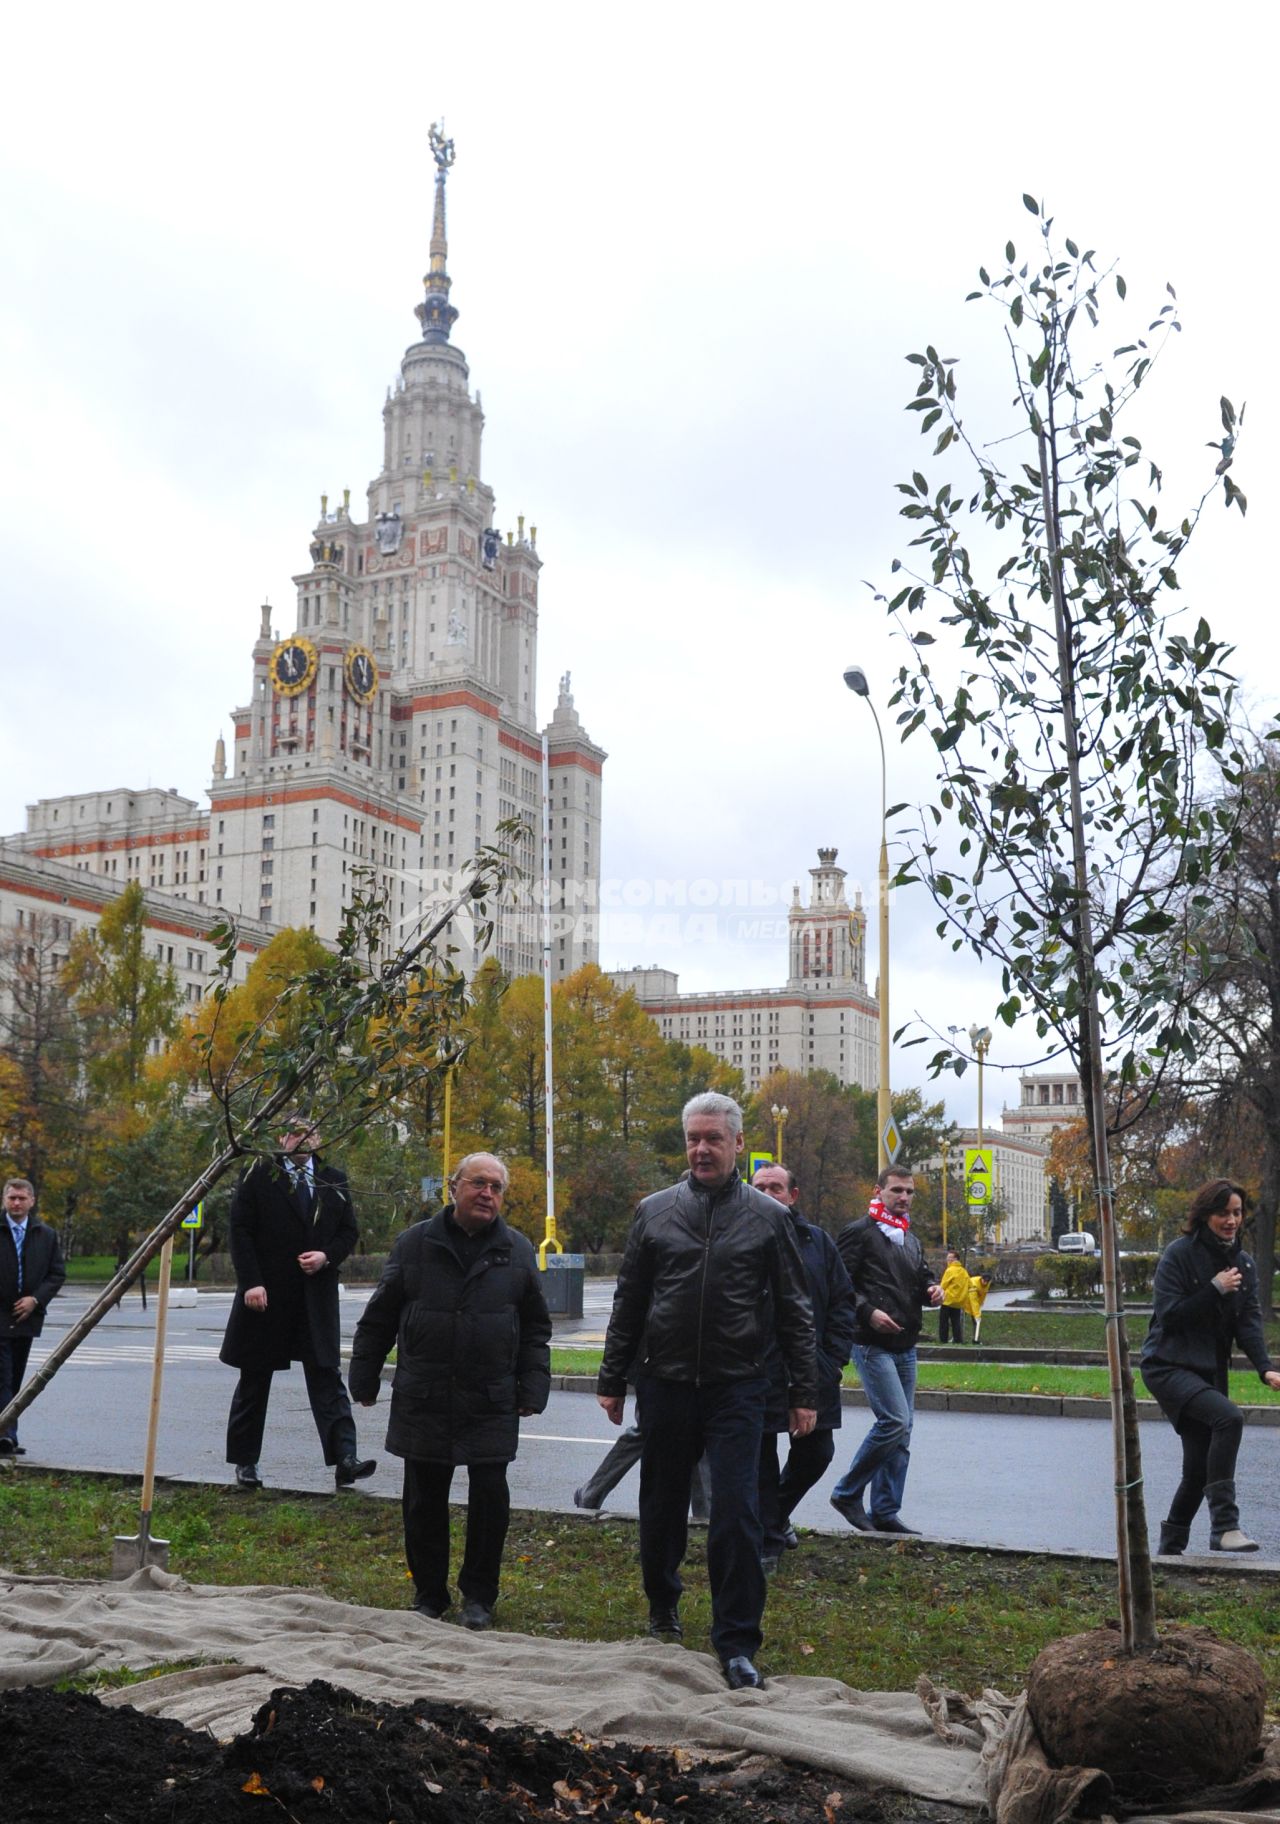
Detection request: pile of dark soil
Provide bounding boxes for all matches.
[0,1679,964,1823]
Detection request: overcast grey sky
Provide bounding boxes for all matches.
[2,2,1273,1124]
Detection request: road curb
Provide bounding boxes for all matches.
[547,1373,1280,1425]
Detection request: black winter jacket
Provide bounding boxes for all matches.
[597,1172,818,1407]
[763,1207,856,1430]
[348,1209,551,1465]
[1141,1229,1273,1386]
[837,1216,937,1353]
[0,1217,66,1339]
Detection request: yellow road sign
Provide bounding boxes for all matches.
[964,1148,993,1205]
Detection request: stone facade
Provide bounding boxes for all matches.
[610,849,880,1093]
[5,136,604,985]
[1002,1071,1085,1143]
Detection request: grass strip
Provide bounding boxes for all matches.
[3,1471,1280,1699]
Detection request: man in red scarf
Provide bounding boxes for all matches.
[828,1166,942,1535]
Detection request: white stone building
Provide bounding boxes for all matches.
[4,131,604,984]
[945,1126,1049,1246]
[1002,1069,1085,1143]
[610,849,880,1093]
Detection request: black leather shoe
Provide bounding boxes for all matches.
[234,1463,263,1489]
[723,1655,764,1691]
[647,1607,683,1639]
[335,1456,377,1487]
[781,1526,800,1551]
[460,1599,494,1630]
[829,1492,874,1532]
[874,1515,920,1535]
[413,1597,449,1620]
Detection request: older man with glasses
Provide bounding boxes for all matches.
[350,1153,551,1631]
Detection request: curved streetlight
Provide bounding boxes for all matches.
[844,663,891,1169]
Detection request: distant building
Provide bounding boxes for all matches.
[610,848,879,1093]
[1002,1071,1084,1143]
[3,131,603,987]
[0,848,274,1026]
[945,1127,1049,1246]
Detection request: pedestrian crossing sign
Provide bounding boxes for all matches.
[748,1151,774,1181]
[964,1149,993,1205]
[180,1201,204,1230]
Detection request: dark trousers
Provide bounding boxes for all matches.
[0,1336,33,1444]
[636,1374,768,1663]
[1167,1386,1244,1525]
[225,1361,357,1467]
[577,1422,711,1520]
[402,1459,511,1611]
[939,1306,965,1344]
[758,1426,836,1553]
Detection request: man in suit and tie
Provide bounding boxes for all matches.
[220,1117,375,1490]
[0,1177,66,1455]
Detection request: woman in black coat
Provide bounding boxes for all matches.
[1140,1178,1280,1554]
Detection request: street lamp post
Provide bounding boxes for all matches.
[968,1024,992,1149]
[771,1102,789,1165]
[967,1023,992,1246]
[844,664,891,1170]
[940,1135,950,1248]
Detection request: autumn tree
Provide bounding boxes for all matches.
[64,883,182,1106]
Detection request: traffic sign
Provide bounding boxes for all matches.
[964,1148,993,1205]
[180,1201,204,1231]
[748,1150,773,1181]
[881,1117,903,1165]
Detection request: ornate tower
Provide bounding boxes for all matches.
[787,847,867,989]
[210,128,605,975]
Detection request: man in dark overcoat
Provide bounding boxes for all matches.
[349,1151,551,1630]
[0,1177,66,1455]
[219,1119,374,1490]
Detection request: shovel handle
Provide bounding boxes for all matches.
[140,1234,175,1518]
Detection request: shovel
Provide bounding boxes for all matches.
[112,1232,174,1576]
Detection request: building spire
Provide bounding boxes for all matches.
[415,122,459,345]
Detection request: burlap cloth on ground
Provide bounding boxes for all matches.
[4,1571,1279,1821]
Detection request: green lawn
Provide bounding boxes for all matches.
[3,1471,1280,1699]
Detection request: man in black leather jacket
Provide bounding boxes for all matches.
[597,1093,817,1691]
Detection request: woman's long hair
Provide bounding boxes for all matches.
[1182,1178,1249,1236]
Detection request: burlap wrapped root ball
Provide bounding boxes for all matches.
[1027,1626,1265,1794]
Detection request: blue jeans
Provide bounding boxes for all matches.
[636,1374,768,1662]
[832,1345,917,1522]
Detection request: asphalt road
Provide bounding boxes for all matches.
[10,1286,1280,1564]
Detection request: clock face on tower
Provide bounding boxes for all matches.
[269,636,318,697]
[344,645,379,706]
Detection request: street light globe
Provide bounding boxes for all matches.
[843,663,870,696]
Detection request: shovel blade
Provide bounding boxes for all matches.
[110,1533,170,1579]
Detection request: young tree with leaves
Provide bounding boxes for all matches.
[879,198,1247,1655]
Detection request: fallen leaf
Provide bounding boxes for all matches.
[800,1642,815,1656]
[424,1781,443,1794]
[824,1791,844,1822]
[241,1772,270,1796]
[310,1776,325,1792]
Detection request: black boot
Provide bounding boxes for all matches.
[1157,1520,1190,1556]
[1206,1478,1258,1552]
